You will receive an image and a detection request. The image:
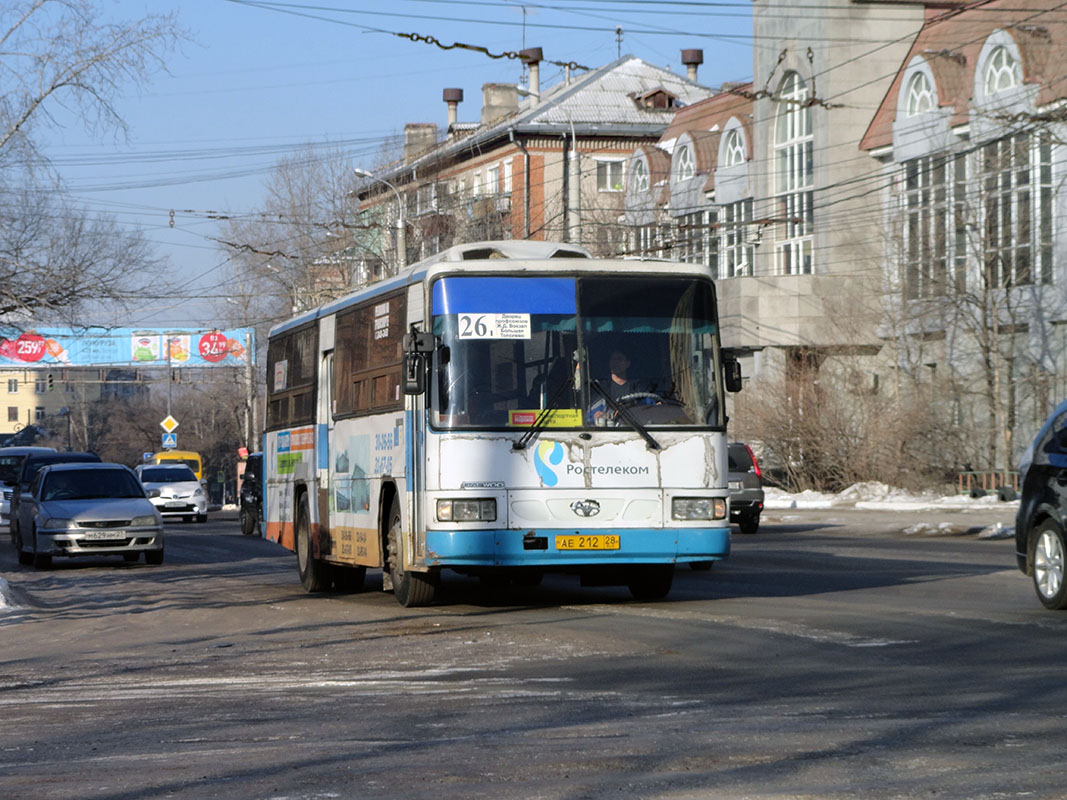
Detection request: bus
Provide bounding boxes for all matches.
[152,450,203,481]
[264,240,741,606]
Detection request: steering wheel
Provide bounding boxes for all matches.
[615,391,664,406]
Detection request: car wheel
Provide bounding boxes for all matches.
[739,512,760,535]
[196,514,207,524]
[123,552,139,562]
[1032,520,1067,609]
[386,496,438,607]
[296,493,329,592]
[15,526,32,566]
[627,564,674,600]
[145,547,164,566]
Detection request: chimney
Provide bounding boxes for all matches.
[481,83,519,125]
[443,88,463,128]
[681,49,704,82]
[404,123,438,163]
[520,47,543,99]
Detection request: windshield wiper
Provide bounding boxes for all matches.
[590,379,661,451]
[513,374,575,452]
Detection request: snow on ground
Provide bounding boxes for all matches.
[0,576,16,611]
[764,481,1017,539]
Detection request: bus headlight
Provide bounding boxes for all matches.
[437,498,497,522]
[672,497,726,521]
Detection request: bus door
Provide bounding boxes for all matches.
[317,351,333,552]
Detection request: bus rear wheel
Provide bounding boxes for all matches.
[627,564,674,601]
[386,497,437,607]
[297,494,329,593]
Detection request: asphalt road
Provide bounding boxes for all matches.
[2,503,1061,800]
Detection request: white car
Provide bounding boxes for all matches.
[135,463,207,523]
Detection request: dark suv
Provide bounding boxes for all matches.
[1016,400,1067,608]
[728,442,764,534]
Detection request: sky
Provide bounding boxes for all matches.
[38,0,756,329]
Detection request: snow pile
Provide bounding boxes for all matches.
[0,577,16,612]
[765,481,1019,513]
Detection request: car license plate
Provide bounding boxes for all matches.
[555,534,620,550]
[165,500,185,508]
[728,481,742,490]
[81,531,126,541]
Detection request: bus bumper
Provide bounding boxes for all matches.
[423,527,730,567]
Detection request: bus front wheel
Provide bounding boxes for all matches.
[627,564,674,601]
[386,497,438,607]
[297,494,329,593]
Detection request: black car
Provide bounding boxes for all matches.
[1016,400,1067,609]
[9,451,101,551]
[240,452,263,536]
[728,442,764,534]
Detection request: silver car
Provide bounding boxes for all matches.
[134,463,208,523]
[14,462,164,569]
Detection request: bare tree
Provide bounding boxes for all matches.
[0,0,187,322]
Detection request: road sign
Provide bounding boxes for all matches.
[161,432,177,449]
[160,415,179,433]
[143,452,153,462]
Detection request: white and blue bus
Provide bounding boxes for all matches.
[264,240,742,606]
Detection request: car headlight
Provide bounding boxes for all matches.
[131,514,160,527]
[194,487,206,497]
[40,517,75,530]
[436,498,496,522]
[148,489,161,498]
[672,497,727,521]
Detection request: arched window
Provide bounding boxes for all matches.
[723,129,745,167]
[675,144,694,181]
[905,71,935,117]
[984,46,1019,95]
[773,72,813,275]
[631,159,649,192]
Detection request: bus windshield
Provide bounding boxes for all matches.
[430,275,723,429]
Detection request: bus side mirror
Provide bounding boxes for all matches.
[403,352,426,395]
[724,359,743,393]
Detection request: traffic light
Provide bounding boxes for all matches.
[47,373,53,392]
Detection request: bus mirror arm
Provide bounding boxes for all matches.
[403,352,426,396]
[403,328,437,354]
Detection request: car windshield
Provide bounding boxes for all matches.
[0,456,22,484]
[141,466,197,482]
[41,469,145,501]
[430,274,724,429]
[728,444,753,471]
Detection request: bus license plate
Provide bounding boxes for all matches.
[555,534,620,551]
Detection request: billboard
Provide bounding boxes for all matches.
[0,328,254,368]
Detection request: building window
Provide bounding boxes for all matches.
[774,71,814,275]
[722,199,755,278]
[503,161,513,194]
[597,160,624,192]
[984,46,1019,96]
[471,171,482,196]
[6,379,16,393]
[676,211,705,264]
[486,165,499,194]
[34,406,44,421]
[34,377,46,393]
[675,144,694,181]
[981,131,1053,288]
[630,159,649,193]
[416,183,437,215]
[905,71,935,117]
[723,130,745,167]
[7,407,17,422]
[900,154,967,298]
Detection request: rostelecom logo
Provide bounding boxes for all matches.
[534,440,564,486]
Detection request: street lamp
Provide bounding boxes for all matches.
[353,167,406,273]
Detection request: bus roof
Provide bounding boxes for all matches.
[268,240,713,339]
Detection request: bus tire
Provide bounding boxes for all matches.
[297,493,329,593]
[627,564,674,601]
[386,497,437,607]
[331,564,366,593]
